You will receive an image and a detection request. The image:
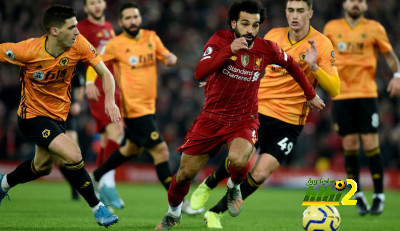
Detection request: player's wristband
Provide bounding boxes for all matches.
[86,81,94,86]
[394,72,400,79]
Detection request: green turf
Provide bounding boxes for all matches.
[0,182,399,230]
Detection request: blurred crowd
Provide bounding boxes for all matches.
[0,0,399,171]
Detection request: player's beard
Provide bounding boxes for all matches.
[88,11,104,21]
[123,25,141,38]
[347,7,362,20]
[234,28,256,47]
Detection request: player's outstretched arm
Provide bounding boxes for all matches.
[306,94,325,111]
[85,66,101,102]
[305,40,340,98]
[384,50,400,97]
[278,45,316,101]
[162,53,177,66]
[0,42,28,66]
[92,61,121,122]
[304,40,319,72]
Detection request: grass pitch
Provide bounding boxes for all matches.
[0,181,398,230]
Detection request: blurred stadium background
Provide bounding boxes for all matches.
[0,0,400,189]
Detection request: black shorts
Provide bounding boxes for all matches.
[124,114,164,149]
[257,114,303,164]
[18,116,66,148]
[66,114,78,131]
[332,98,379,136]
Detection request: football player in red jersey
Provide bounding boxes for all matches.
[78,0,125,209]
[155,0,325,229]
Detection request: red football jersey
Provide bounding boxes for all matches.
[195,30,315,125]
[77,19,120,95]
[78,19,115,54]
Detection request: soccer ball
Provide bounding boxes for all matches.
[335,180,346,191]
[302,205,340,231]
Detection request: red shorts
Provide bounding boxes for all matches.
[88,77,121,133]
[177,116,259,156]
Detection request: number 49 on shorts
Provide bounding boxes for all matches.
[277,137,293,155]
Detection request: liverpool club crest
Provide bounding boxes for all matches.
[255,58,262,70]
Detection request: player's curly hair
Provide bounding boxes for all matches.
[228,0,267,29]
[118,2,139,19]
[42,5,77,34]
[286,0,313,10]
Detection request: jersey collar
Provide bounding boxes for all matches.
[43,35,67,59]
[343,17,364,30]
[286,26,313,47]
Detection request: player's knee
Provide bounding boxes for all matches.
[35,164,54,176]
[251,168,266,183]
[150,142,169,163]
[364,144,379,152]
[250,154,279,183]
[251,167,273,183]
[123,145,143,157]
[229,155,248,169]
[230,160,247,169]
[108,130,124,144]
[64,145,82,163]
[121,140,143,157]
[361,136,379,151]
[343,137,359,150]
[176,168,195,183]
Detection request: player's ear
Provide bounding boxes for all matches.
[49,26,59,36]
[118,19,122,28]
[363,1,368,11]
[231,20,237,30]
[83,5,88,14]
[309,9,314,19]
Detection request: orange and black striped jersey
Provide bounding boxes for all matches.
[101,29,170,118]
[259,27,339,125]
[324,18,392,100]
[0,34,101,121]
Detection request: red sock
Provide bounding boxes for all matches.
[229,161,250,184]
[103,139,120,160]
[95,147,104,168]
[168,174,191,207]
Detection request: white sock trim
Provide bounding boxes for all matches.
[99,170,116,188]
[168,202,183,217]
[354,191,365,198]
[91,201,105,213]
[373,193,385,201]
[116,136,124,145]
[227,178,239,189]
[1,174,10,192]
